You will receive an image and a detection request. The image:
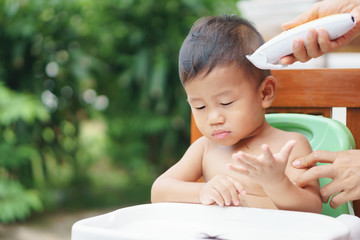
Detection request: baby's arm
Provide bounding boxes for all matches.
[228,136,322,213]
[151,137,206,204]
[151,137,245,206]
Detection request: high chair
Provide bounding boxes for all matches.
[191,69,360,217]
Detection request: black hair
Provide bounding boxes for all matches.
[179,15,270,86]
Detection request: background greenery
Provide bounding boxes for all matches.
[0,0,238,222]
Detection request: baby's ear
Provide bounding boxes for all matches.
[259,76,277,108]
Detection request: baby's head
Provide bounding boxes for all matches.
[179,15,276,146]
[179,15,269,86]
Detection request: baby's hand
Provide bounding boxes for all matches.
[227,140,296,187]
[199,175,246,207]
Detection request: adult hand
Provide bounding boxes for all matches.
[280,0,360,65]
[292,150,360,208]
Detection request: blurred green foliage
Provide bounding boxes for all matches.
[0,0,238,222]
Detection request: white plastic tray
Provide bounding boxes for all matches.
[72,203,356,240]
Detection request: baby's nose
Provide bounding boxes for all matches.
[207,110,225,125]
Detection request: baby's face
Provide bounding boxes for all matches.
[184,66,265,146]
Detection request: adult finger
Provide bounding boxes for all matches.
[304,29,324,58]
[319,180,344,204]
[292,150,337,169]
[295,164,335,187]
[280,55,297,65]
[317,28,333,53]
[319,20,360,54]
[291,38,311,63]
[329,191,353,209]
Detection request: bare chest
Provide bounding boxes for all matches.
[202,147,265,196]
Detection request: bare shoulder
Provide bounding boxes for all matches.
[286,131,312,157]
[190,136,209,152]
[158,136,209,181]
[177,136,209,165]
[271,127,312,159]
[285,131,310,148]
[191,135,209,145]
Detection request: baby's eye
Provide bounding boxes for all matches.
[221,101,233,106]
[194,106,206,110]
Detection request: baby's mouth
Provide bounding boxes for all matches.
[212,130,231,140]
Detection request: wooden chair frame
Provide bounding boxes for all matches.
[190,69,360,217]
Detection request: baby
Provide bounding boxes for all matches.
[151,15,322,213]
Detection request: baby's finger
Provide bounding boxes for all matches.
[226,163,249,174]
[261,144,274,162]
[276,140,296,161]
[214,181,232,206]
[226,176,246,205]
[210,188,224,207]
[226,182,240,206]
[233,152,259,169]
[227,176,247,196]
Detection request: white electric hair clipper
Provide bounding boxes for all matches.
[246,14,356,69]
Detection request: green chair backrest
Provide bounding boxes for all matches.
[265,113,356,217]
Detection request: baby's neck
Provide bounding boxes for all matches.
[223,121,276,153]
